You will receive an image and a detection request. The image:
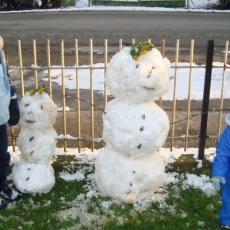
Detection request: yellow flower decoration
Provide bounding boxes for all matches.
[26,86,46,96]
[130,41,154,60]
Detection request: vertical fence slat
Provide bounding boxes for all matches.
[131,38,136,45]
[104,39,108,107]
[4,40,9,64]
[75,39,81,152]
[18,40,25,96]
[161,39,165,58]
[90,39,95,151]
[33,39,38,89]
[171,39,180,150]
[185,39,195,151]
[217,40,229,140]
[159,39,166,107]
[61,40,67,151]
[47,39,52,98]
[119,39,123,51]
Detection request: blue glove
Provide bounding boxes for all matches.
[8,85,20,126]
[212,176,226,191]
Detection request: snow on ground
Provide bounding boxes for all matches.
[0,6,229,14]
[187,0,218,9]
[8,147,217,197]
[183,173,216,197]
[59,171,85,181]
[41,62,230,100]
[7,146,217,227]
[9,146,216,164]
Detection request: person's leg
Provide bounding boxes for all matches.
[0,124,9,209]
[0,124,10,192]
[220,182,230,227]
[0,124,21,202]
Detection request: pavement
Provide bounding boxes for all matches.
[0,11,230,64]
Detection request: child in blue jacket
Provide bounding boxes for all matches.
[212,114,230,229]
[0,40,20,209]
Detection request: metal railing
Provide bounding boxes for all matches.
[2,37,229,152]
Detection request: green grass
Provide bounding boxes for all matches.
[92,0,185,7]
[0,154,222,230]
[63,0,76,7]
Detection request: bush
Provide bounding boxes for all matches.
[0,0,74,10]
[214,0,230,9]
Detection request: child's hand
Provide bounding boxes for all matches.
[212,176,226,191]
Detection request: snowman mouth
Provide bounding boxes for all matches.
[25,120,35,124]
[142,86,155,91]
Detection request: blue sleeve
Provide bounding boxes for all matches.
[212,127,230,178]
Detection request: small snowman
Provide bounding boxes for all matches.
[95,42,170,203]
[12,87,57,194]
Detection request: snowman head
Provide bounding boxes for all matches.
[107,43,170,103]
[20,90,57,129]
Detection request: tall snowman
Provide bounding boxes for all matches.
[95,42,170,203]
[12,88,57,194]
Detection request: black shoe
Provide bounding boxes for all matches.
[1,186,21,202]
[0,197,7,209]
[221,225,230,229]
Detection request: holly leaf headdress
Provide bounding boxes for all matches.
[130,41,154,60]
[26,86,47,96]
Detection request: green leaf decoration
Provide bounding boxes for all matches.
[130,41,154,60]
[26,86,47,96]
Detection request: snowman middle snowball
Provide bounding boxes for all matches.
[95,43,170,203]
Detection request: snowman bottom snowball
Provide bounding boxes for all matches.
[12,162,55,194]
[95,148,165,203]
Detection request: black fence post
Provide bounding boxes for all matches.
[198,40,214,160]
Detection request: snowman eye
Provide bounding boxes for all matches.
[40,104,43,110]
[24,103,30,107]
[136,64,139,69]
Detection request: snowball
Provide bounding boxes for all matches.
[59,171,85,181]
[17,128,57,163]
[103,99,169,157]
[107,47,170,103]
[95,148,165,203]
[183,174,216,197]
[20,92,57,129]
[12,162,55,194]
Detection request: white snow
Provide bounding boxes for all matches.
[95,46,170,203]
[8,146,217,199]
[183,173,216,197]
[106,47,170,102]
[8,146,216,163]
[0,6,230,14]
[41,62,230,101]
[59,171,85,181]
[103,99,169,157]
[17,128,57,163]
[187,0,218,9]
[95,148,165,203]
[75,0,89,8]
[57,106,70,112]
[19,92,57,129]
[13,92,57,194]
[12,162,55,194]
